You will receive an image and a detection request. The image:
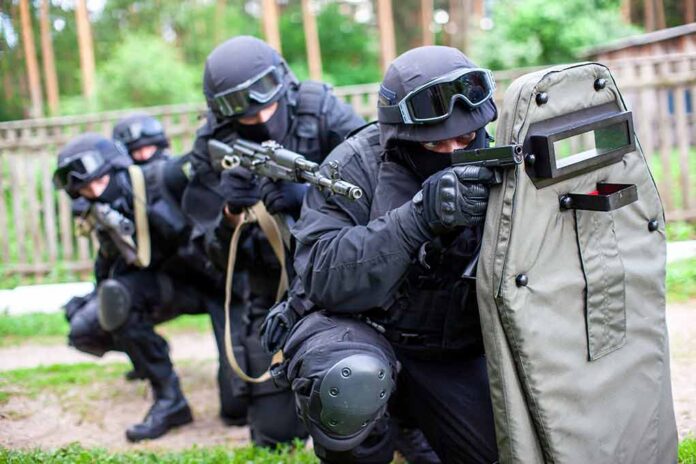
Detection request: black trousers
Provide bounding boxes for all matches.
[285,313,498,464]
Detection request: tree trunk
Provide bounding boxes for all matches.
[376,0,396,72]
[644,0,656,31]
[19,0,44,118]
[448,0,471,53]
[685,0,695,23]
[621,0,632,23]
[655,0,666,29]
[420,0,433,46]
[261,0,282,53]
[40,0,59,115]
[215,0,226,44]
[301,0,322,80]
[75,0,97,103]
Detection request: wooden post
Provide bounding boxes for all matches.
[261,0,282,53]
[19,0,44,118]
[685,0,695,24]
[40,0,60,115]
[301,0,323,80]
[376,0,397,72]
[655,0,666,30]
[644,0,656,31]
[420,0,434,46]
[75,0,97,102]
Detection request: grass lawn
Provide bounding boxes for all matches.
[0,442,317,464]
[0,312,211,348]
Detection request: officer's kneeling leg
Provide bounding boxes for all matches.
[281,312,398,462]
[67,293,114,356]
[97,279,132,332]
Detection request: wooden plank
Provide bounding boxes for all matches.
[637,61,657,164]
[58,190,74,260]
[0,151,10,262]
[9,155,28,263]
[673,84,691,211]
[25,153,45,263]
[40,150,58,263]
[657,87,674,212]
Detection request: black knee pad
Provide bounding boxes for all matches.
[283,312,397,452]
[68,295,113,356]
[97,279,132,332]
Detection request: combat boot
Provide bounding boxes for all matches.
[125,373,193,442]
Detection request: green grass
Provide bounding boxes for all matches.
[0,362,130,400]
[667,222,696,242]
[666,258,696,302]
[648,146,696,212]
[0,442,318,463]
[0,312,210,348]
[681,437,696,464]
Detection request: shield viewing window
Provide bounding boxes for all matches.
[524,104,635,187]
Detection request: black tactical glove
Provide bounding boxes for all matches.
[414,165,496,233]
[219,167,261,213]
[259,300,299,354]
[259,178,309,217]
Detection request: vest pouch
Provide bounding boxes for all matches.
[574,209,626,360]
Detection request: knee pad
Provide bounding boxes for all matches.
[303,353,395,452]
[97,279,132,332]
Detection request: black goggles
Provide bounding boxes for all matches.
[114,118,164,144]
[378,68,496,125]
[212,65,283,117]
[52,149,106,190]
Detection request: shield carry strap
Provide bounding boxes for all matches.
[224,201,286,383]
[127,165,151,268]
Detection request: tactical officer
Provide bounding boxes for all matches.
[179,35,365,447]
[276,46,500,463]
[113,112,170,164]
[54,133,243,442]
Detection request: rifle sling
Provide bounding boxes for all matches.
[127,165,152,268]
[224,201,285,383]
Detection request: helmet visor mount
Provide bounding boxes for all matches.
[114,118,164,145]
[378,68,496,125]
[52,149,106,191]
[212,65,283,118]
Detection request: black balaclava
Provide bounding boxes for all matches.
[234,97,290,142]
[96,173,123,204]
[394,127,490,182]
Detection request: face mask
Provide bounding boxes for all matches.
[399,127,490,181]
[96,174,122,204]
[235,98,289,142]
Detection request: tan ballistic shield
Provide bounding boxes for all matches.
[477,63,678,463]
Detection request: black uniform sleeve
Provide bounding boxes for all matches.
[322,93,367,152]
[292,139,432,313]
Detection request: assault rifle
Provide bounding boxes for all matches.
[208,138,363,200]
[77,202,139,265]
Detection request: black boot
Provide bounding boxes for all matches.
[125,374,193,442]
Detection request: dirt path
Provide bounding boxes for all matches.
[0,303,693,451]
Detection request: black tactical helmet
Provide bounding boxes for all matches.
[377,46,497,146]
[203,35,298,120]
[112,112,169,153]
[53,132,131,198]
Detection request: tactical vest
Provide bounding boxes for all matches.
[352,127,484,358]
[283,80,332,163]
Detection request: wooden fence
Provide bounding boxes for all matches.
[1,54,695,278]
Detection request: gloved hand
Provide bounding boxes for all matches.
[259,300,299,354]
[259,178,309,217]
[219,167,260,213]
[413,165,496,233]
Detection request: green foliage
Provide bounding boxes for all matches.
[280,2,381,86]
[96,34,200,111]
[680,436,696,464]
[666,258,696,302]
[0,442,318,463]
[471,0,641,69]
[667,222,696,242]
